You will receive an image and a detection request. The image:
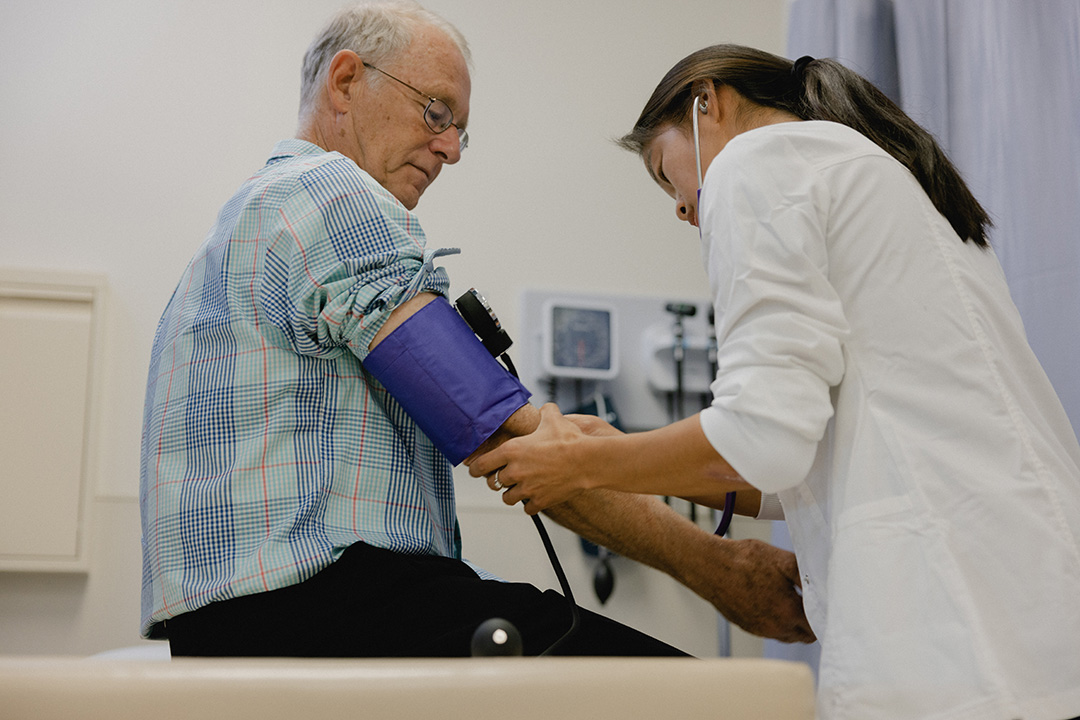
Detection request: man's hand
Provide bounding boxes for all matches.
[692,536,815,644]
[544,490,815,644]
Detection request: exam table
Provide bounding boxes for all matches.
[0,655,814,719]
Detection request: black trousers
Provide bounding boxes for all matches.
[167,542,689,658]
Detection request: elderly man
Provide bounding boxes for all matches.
[140,0,813,657]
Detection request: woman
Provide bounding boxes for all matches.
[468,46,1080,719]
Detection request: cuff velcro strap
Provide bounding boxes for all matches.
[363,296,531,465]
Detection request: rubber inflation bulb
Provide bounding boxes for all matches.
[594,557,615,605]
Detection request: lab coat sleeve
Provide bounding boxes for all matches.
[698,133,849,494]
[756,492,785,521]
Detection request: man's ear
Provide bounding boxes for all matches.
[325,49,365,113]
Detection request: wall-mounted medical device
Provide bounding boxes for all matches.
[521,290,714,432]
[540,299,619,381]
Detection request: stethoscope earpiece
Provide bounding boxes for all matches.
[692,94,706,189]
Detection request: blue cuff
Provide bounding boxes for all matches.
[363,296,532,465]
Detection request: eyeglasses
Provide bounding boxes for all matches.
[362,62,469,152]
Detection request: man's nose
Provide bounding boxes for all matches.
[431,131,462,165]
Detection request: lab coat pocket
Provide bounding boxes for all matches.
[834,495,912,531]
[818,501,995,720]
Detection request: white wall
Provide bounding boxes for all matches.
[0,0,788,655]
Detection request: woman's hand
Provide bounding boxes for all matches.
[466,403,596,514]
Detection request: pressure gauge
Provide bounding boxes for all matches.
[455,288,512,357]
[541,300,619,380]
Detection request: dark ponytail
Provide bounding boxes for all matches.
[618,45,992,246]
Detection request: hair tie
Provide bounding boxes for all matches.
[791,55,815,82]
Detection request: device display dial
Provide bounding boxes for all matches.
[542,302,619,380]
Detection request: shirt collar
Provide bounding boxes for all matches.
[268,138,327,162]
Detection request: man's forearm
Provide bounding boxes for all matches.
[543,488,815,644]
[542,489,718,591]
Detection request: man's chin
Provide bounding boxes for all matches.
[389,183,423,211]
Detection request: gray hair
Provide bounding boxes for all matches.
[298,1,471,120]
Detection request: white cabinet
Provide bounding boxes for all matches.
[0,269,106,571]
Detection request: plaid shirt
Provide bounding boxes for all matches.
[140,140,463,638]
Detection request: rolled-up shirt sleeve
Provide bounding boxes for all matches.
[697,133,849,494]
[258,157,453,361]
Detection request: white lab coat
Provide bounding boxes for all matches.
[698,121,1080,720]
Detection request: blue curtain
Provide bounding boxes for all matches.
[767,0,1080,672]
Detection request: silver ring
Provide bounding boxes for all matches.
[492,469,503,490]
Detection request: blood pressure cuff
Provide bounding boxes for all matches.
[363,296,531,465]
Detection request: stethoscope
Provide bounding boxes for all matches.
[693,93,736,538]
[693,94,707,203]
